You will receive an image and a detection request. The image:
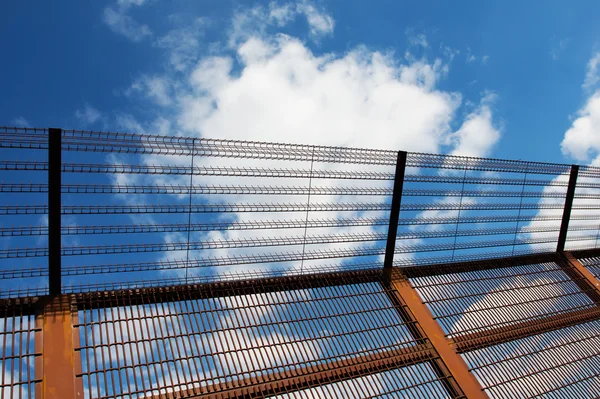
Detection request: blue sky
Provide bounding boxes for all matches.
[2,0,600,164]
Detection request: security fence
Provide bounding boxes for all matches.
[1,127,600,398]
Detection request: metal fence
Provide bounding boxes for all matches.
[1,127,600,399]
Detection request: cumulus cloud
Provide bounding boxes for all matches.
[75,103,102,125]
[583,52,600,90]
[174,35,498,156]
[103,0,151,42]
[560,52,600,162]
[448,92,501,157]
[561,91,600,162]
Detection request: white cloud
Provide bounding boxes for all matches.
[229,1,334,47]
[75,103,102,124]
[560,91,600,162]
[448,91,501,157]
[408,33,428,48]
[103,0,151,42]
[583,52,600,91]
[297,1,334,38]
[128,75,173,106]
[176,36,497,156]
[12,116,30,127]
[155,17,208,71]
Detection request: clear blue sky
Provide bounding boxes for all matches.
[2,1,600,163]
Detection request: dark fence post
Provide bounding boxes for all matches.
[48,128,62,295]
[557,164,579,252]
[383,151,408,274]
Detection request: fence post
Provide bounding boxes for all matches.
[383,151,407,276]
[48,128,62,296]
[557,165,579,252]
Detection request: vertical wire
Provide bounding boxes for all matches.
[185,138,196,284]
[451,167,468,261]
[300,148,315,274]
[512,164,529,256]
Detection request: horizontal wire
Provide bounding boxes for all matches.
[3,201,586,215]
[31,236,560,275]
[1,182,569,198]
[4,225,577,258]
[2,213,583,236]
[58,130,572,173]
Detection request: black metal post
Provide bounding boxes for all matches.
[383,151,408,272]
[48,128,62,295]
[557,165,579,252]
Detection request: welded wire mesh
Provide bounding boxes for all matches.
[0,299,41,399]
[0,127,49,298]
[576,253,600,280]
[4,128,580,293]
[407,257,598,338]
[461,319,600,399]
[72,272,462,399]
[565,165,600,251]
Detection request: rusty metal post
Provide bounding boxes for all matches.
[37,296,82,399]
[383,151,407,276]
[562,252,600,301]
[557,165,579,252]
[388,270,489,399]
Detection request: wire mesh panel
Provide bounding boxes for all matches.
[0,299,41,399]
[461,319,600,398]
[273,362,455,399]
[576,253,600,280]
[55,130,399,292]
[565,165,600,251]
[407,257,597,338]
[72,271,462,399]
[396,153,572,267]
[0,127,49,298]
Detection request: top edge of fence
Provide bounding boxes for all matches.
[51,128,573,170]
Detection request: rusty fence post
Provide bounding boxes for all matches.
[36,296,82,399]
[387,270,489,399]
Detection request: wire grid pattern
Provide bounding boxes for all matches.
[461,319,600,399]
[0,300,40,399]
[577,253,600,280]
[0,127,49,298]
[408,259,597,338]
[566,165,600,251]
[272,362,455,399]
[72,273,461,399]
[3,127,592,295]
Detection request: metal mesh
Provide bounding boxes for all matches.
[0,127,48,298]
[408,259,597,338]
[577,253,600,280]
[72,272,460,399]
[0,299,40,399]
[461,319,600,398]
[273,362,455,398]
